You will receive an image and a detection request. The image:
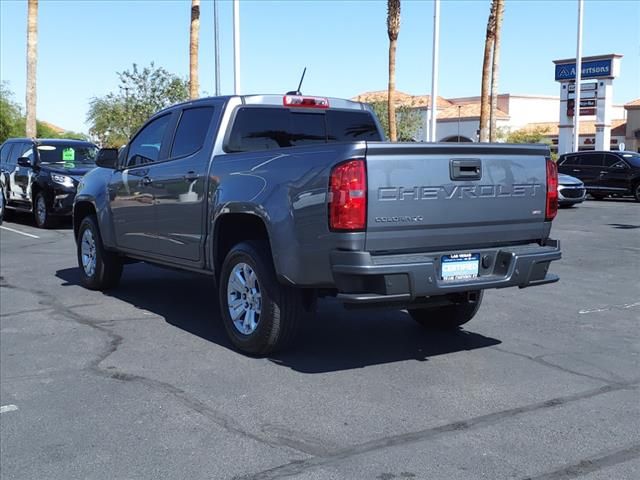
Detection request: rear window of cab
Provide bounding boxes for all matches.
[225,107,381,153]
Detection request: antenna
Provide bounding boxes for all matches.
[286,67,307,96]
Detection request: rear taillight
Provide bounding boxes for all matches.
[329,159,367,231]
[546,158,558,221]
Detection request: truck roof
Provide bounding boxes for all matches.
[157,94,368,116]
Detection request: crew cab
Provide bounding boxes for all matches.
[73,94,561,355]
[0,138,99,227]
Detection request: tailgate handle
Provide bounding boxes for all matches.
[450,159,482,181]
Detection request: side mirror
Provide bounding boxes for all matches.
[17,157,32,168]
[96,148,119,169]
[613,163,627,170]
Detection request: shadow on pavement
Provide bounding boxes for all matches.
[3,211,73,230]
[56,264,501,374]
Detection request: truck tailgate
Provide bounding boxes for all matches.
[365,143,549,252]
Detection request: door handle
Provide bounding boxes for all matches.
[184,171,199,182]
[599,171,608,174]
[141,176,152,186]
[572,169,581,172]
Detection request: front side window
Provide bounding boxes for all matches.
[171,107,214,158]
[0,144,13,165]
[603,154,621,168]
[127,114,172,167]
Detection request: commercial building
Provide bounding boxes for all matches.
[352,90,631,152]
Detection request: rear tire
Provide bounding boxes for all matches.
[34,192,56,228]
[409,291,483,330]
[634,183,640,202]
[218,241,304,356]
[77,214,123,290]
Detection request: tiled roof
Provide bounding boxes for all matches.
[523,119,627,136]
[40,121,66,134]
[624,98,640,108]
[351,90,453,109]
[437,103,508,120]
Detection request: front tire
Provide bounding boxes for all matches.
[218,241,304,355]
[409,291,483,330]
[634,183,640,202]
[34,192,56,228]
[77,215,123,290]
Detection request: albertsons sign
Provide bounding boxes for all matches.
[555,59,612,81]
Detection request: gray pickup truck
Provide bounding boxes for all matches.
[74,94,561,355]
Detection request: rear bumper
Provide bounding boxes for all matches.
[331,240,561,304]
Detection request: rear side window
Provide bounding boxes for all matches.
[171,107,214,158]
[226,107,381,153]
[580,153,603,167]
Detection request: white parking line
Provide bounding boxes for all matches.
[0,226,40,239]
[0,404,18,414]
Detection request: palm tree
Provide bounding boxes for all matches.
[479,0,497,142]
[189,0,201,99]
[489,0,504,142]
[387,0,401,142]
[25,0,38,137]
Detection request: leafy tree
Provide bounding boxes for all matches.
[370,101,422,141]
[0,83,24,142]
[87,63,189,147]
[499,126,552,145]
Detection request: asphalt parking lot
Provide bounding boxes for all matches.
[1,199,638,480]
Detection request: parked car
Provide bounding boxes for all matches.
[0,138,99,227]
[73,94,561,355]
[557,150,640,202]
[557,173,586,207]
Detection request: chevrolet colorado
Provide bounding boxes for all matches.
[74,94,561,355]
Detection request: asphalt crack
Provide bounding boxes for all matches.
[522,443,640,479]
[235,380,639,480]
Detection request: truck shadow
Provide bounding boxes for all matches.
[56,264,501,374]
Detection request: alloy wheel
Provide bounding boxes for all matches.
[227,262,262,335]
[81,228,97,278]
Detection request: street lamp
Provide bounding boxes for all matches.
[457,105,461,141]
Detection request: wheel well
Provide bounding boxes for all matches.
[213,214,271,278]
[73,202,96,240]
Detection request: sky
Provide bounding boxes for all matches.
[1,0,639,133]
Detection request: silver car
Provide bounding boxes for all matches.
[558,173,586,207]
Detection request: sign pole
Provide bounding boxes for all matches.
[573,0,584,152]
[429,0,440,142]
[233,0,240,95]
[214,0,220,96]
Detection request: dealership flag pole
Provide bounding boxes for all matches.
[429,0,440,142]
[233,0,240,95]
[573,0,584,152]
[214,0,220,96]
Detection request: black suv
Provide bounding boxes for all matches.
[0,138,99,227]
[557,151,640,202]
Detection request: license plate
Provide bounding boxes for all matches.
[441,253,480,281]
